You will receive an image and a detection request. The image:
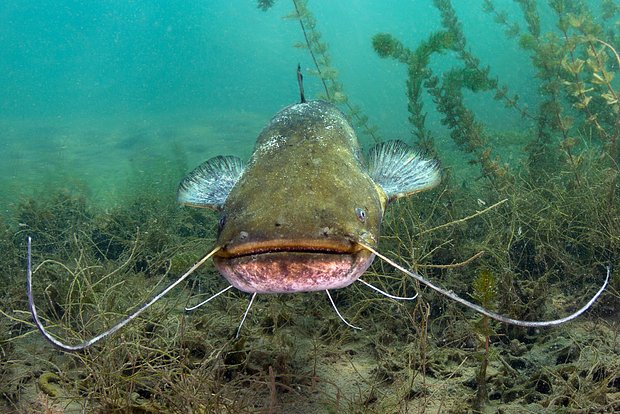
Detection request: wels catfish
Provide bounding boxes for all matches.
[27,70,609,351]
[177,103,435,295]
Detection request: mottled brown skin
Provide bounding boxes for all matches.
[214,101,388,293]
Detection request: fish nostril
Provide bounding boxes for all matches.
[239,231,249,241]
[321,227,331,237]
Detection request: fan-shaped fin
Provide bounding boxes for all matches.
[177,155,245,209]
[366,140,440,201]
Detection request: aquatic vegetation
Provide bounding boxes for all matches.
[371,29,456,153]
[483,0,620,196]
[285,0,382,143]
[256,0,276,12]
[372,0,519,185]
[2,175,619,412]
[471,268,497,410]
[364,1,619,410]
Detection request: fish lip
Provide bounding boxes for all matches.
[213,248,375,294]
[216,239,361,259]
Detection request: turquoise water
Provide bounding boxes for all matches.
[0,0,544,213]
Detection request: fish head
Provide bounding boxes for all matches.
[214,101,386,293]
[178,100,440,294]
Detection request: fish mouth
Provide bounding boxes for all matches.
[216,239,362,258]
[213,239,374,294]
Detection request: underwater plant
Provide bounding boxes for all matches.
[283,0,383,143]
[471,268,497,410]
[371,29,454,154]
[364,0,620,410]
[372,0,522,189]
[484,0,620,195]
[256,0,276,11]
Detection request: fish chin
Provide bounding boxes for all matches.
[214,250,374,294]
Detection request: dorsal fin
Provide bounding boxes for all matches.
[297,63,306,103]
[177,155,245,209]
[366,140,440,201]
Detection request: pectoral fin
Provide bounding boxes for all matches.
[177,155,245,209]
[366,140,440,201]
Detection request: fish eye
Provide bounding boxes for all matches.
[218,214,226,231]
[355,207,366,222]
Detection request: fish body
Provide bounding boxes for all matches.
[215,101,384,293]
[178,100,440,294]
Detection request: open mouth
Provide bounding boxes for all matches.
[213,240,373,294]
